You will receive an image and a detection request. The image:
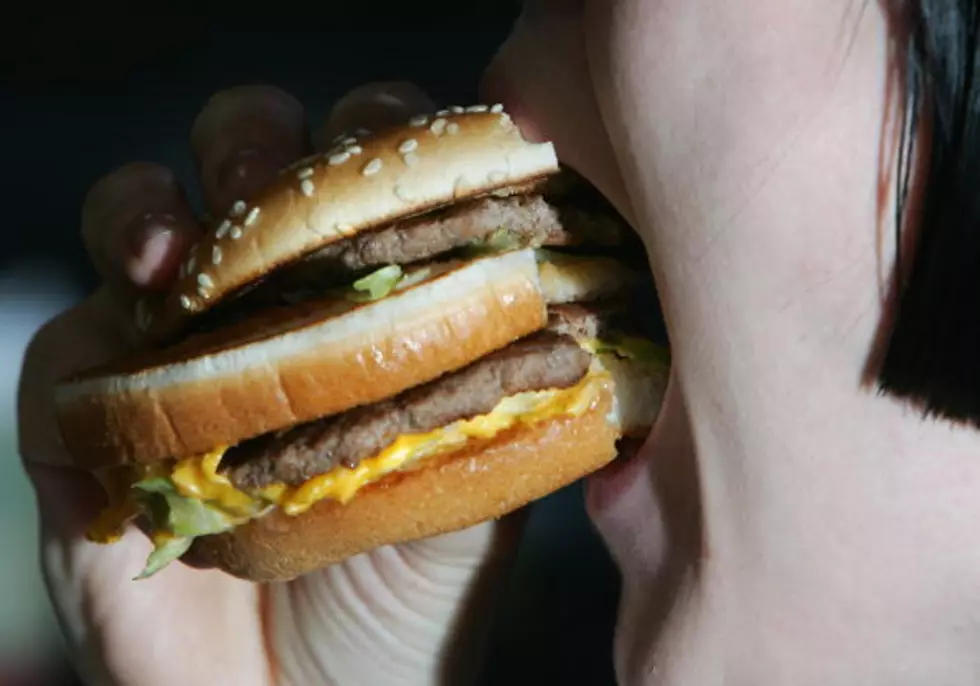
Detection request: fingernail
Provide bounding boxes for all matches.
[123,214,179,288]
[216,147,279,206]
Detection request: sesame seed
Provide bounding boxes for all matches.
[346,144,363,155]
[297,167,314,179]
[398,138,418,154]
[355,128,371,137]
[180,294,193,310]
[447,122,460,135]
[332,132,350,144]
[362,158,383,176]
[216,220,231,239]
[212,245,223,264]
[245,206,260,226]
[403,152,420,167]
[186,254,196,273]
[466,105,489,113]
[197,285,210,299]
[409,114,428,127]
[301,179,315,197]
[230,226,243,239]
[449,106,464,114]
[435,109,449,117]
[394,184,415,202]
[198,273,214,289]
[231,200,246,216]
[341,136,357,146]
[430,118,447,135]
[490,103,504,113]
[328,151,350,166]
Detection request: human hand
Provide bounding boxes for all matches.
[18,83,520,686]
[484,1,980,683]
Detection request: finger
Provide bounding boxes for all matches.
[19,289,132,468]
[191,85,308,219]
[81,163,200,292]
[313,81,435,149]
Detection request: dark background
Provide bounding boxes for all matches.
[2,7,622,686]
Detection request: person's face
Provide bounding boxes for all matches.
[479,3,702,679]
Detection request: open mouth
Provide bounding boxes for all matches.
[55,105,670,581]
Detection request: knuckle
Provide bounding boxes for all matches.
[18,312,68,417]
[81,163,175,231]
[84,162,174,207]
[191,84,304,148]
[318,82,432,145]
[20,305,82,381]
[206,84,298,109]
[335,81,431,107]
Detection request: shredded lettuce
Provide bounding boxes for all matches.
[457,228,525,258]
[133,478,235,538]
[346,264,437,303]
[395,267,432,291]
[133,535,193,581]
[594,334,671,368]
[349,265,404,302]
[130,477,239,580]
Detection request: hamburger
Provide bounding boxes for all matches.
[54,104,670,582]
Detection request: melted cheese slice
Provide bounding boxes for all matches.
[88,367,609,543]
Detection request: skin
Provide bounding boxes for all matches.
[17,1,980,684]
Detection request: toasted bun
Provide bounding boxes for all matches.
[187,381,621,582]
[600,353,669,436]
[143,106,558,340]
[538,253,646,304]
[55,250,547,470]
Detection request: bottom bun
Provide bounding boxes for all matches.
[188,386,620,582]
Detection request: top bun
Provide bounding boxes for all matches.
[143,105,558,340]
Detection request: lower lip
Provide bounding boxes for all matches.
[584,442,648,519]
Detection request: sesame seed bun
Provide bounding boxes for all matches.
[186,379,621,582]
[144,106,558,341]
[55,250,547,470]
[53,102,669,581]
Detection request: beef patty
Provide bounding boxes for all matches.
[193,193,627,332]
[223,332,593,489]
[302,194,625,275]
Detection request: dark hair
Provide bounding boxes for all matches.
[877,1,980,424]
